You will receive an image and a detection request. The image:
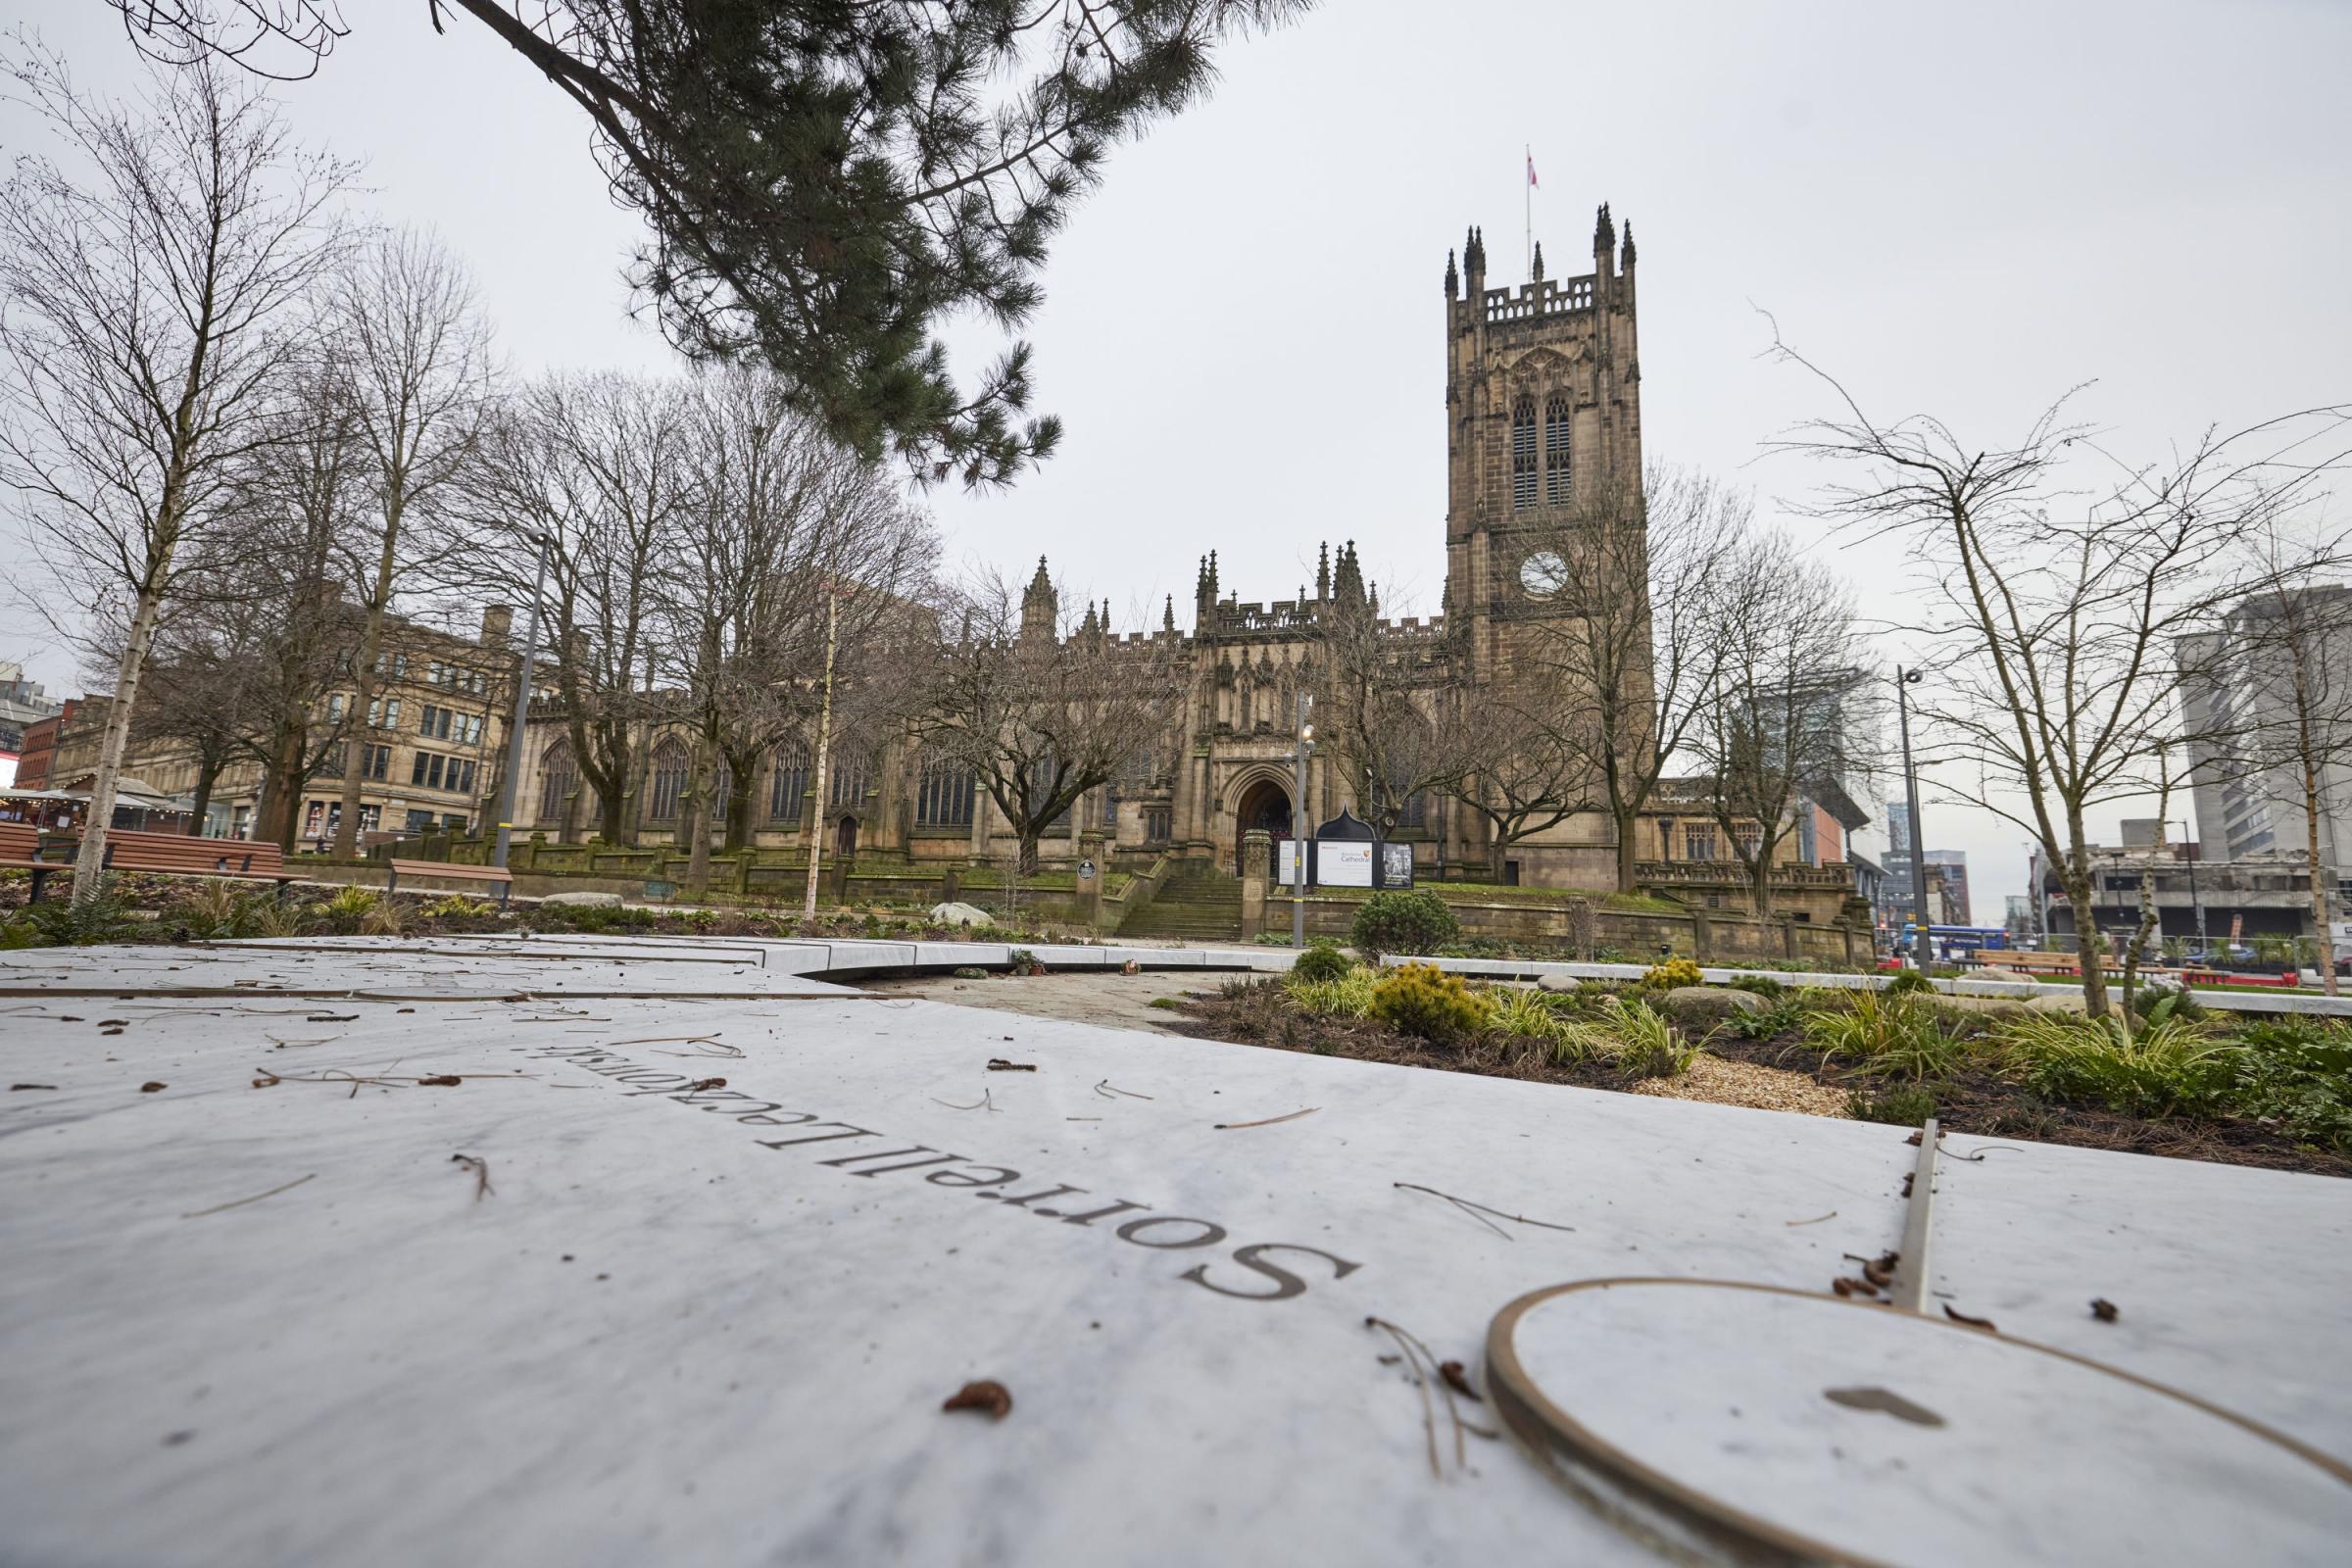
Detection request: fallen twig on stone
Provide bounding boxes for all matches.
[1393,1182,1575,1240]
[179,1173,315,1219]
[1094,1079,1152,1101]
[1214,1106,1318,1130]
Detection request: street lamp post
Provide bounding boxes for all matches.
[1895,665,1930,969]
[492,532,552,871]
[1292,692,1312,948]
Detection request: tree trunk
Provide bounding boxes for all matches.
[1749,854,1775,920]
[2307,778,2338,998]
[2063,869,2110,1018]
[683,739,714,898]
[187,758,220,836]
[1612,804,1640,894]
[1016,830,1042,878]
[74,586,166,904]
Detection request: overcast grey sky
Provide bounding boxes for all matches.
[4,0,2348,914]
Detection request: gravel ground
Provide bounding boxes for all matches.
[1629,1053,1852,1117]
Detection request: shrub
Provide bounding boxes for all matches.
[1290,941,1354,984]
[171,879,271,940]
[18,880,140,946]
[1368,962,1492,1043]
[1727,973,1788,1000]
[1349,891,1459,961]
[2231,1018,2352,1151]
[1642,956,1704,990]
[1253,930,1297,946]
[1289,965,1380,1019]
[2130,978,2207,1025]
[1725,998,1806,1041]
[1848,1085,1938,1126]
[1883,970,1935,997]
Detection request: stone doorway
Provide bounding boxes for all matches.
[835,814,858,860]
[1233,777,1293,876]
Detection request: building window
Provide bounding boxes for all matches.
[829,754,874,810]
[1544,395,1572,504]
[1143,804,1173,844]
[1684,824,1718,861]
[326,693,346,723]
[916,757,976,828]
[364,744,389,782]
[646,738,688,821]
[1395,792,1429,831]
[710,759,734,827]
[539,740,576,823]
[769,746,808,822]
[367,697,402,729]
[1510,395,1538,509]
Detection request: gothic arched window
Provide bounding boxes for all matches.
[829,752,873,810]
[646,737,688,821]
[537,740,576,824]
[916,755,976,827]
[711,758,734,826]
[768,745,808,821]
[1544,395,1572,505]
[1510,396,1538,509]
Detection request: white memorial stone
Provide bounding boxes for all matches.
[1,936,2346,1566]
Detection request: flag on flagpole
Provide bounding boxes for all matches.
[1527,152,1539,190]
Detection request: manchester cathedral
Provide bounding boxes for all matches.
[516,205,1674,890]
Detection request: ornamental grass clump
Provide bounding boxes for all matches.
[2000,1012,2242,1119]
[1288,965,1379,1020]
[1368,962,1492,1043]
[1804,991,1968,1082]
[1596,995,1696,1079]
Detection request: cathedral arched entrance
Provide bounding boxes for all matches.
[1232,776,1294,876]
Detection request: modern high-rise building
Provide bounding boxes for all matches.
[2179,584,2352,867]
[1877,801,1970,929]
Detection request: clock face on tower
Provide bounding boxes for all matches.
[1519,551,1568,600]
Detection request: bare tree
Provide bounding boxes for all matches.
[919,574,1184,876]
[459,373,688,846]
[328,228,497,854]
[1442,668,1594,881]
[1686,536,1870,918]
[653,369,935,894]
[1515,462,1750,892]
[1773,338,2350,1017]
[0,49,351,900]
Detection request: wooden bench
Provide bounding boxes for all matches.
[0,822,65,903]
[384,858,514,907]
[94,828,296,891]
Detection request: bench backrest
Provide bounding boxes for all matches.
[103,828,286,874]
[388,858,510,882]
[0,822,43,860]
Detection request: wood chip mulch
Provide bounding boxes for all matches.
[1629,1054,1851,1117]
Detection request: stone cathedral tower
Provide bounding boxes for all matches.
[1443,204,1642,676]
